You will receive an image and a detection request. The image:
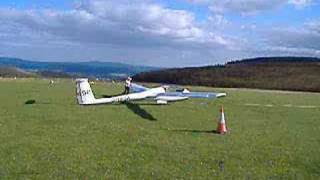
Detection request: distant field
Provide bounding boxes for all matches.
[0,78,320,179]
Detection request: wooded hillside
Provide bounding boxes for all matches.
[133,57,320,92]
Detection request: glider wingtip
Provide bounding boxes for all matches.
[216,93,227,98]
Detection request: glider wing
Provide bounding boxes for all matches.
[130,83,149,93]
[158,92,226,98]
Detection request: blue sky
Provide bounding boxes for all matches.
[0,0,71,9]
[0,0,319,67]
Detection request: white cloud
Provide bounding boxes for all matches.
[306,20,320,33]
[288,0,313,8]
[265,46,320,56]
[0,0,319,67]
[0,0,242,66]
[206,14,230,29]
[252,20,320,58]
[0,0,235,48]
[187,0,313,14]
[263,26,320,50]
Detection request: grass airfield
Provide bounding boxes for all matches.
[0,78,320,179]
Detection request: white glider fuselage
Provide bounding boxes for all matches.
[76,78,225,105]
[94,87,165,104]
[76,78,166,105]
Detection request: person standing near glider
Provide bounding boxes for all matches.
[123,77,132,94]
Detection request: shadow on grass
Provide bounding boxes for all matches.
[24,99,36,104]
[165,129,219,134]
[101,92,126,98]
[125,102,157,121]
[131,102,167,106]
[24,100,54,105]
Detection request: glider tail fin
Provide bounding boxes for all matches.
[75,78,96,105]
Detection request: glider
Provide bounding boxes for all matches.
[76,78,226,105]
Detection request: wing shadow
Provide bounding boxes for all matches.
[132,102,168,106]
[125,102,157,121]
[102,92,125,98]
[25,99,36,104]
[24,100,52,105]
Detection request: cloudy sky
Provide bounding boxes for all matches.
[0,0,319,67]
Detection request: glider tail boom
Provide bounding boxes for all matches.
[76,78,96,105]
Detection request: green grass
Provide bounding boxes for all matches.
[0,78,320,179]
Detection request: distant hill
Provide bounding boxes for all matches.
[133,57,320,92]
[0,57,158,79]
[0,66,35,78]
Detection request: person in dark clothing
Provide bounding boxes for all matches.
[123,77,132,94]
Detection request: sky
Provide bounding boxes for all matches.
[0,0,319,67]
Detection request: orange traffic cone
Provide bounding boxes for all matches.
[217,106,227,134]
